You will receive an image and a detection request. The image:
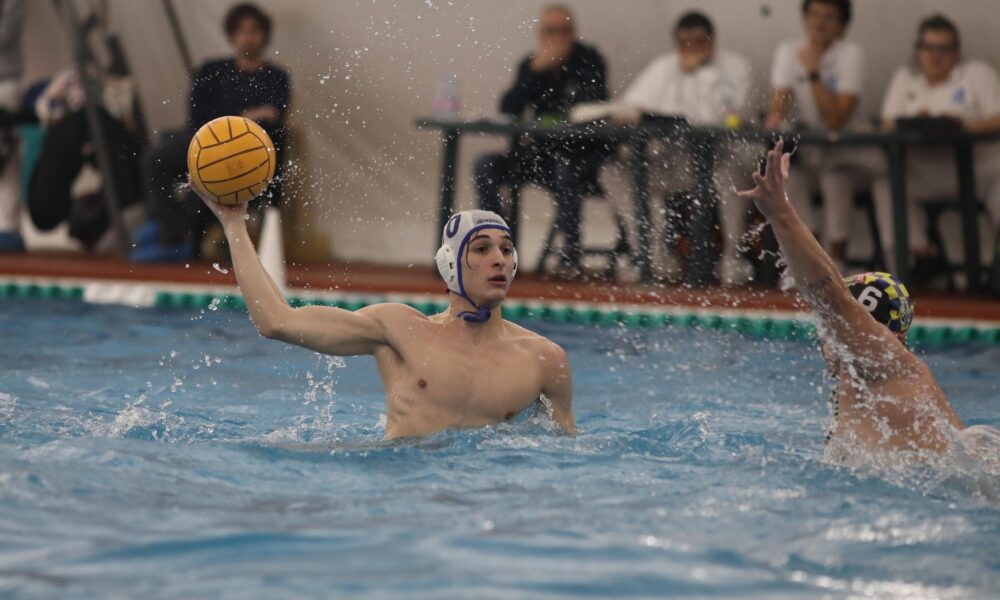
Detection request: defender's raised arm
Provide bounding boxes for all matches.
[737,142,908,375]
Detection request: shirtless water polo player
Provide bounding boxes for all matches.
[194,192,574,440]
[739,141,999,461]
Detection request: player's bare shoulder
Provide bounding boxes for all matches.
[501,319,569,372]
[357,302,429,325]
[356,303,432,350]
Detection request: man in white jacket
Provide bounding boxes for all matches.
[621,11,757,285]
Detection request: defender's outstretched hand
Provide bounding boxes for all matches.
[737,139,792,220]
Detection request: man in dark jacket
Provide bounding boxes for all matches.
[474,4,609,276]
[133,2,290,261]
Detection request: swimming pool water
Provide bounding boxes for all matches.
[1,299,999,598]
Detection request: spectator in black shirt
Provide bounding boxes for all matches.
[132,2,290,262]
[474,4,609,276]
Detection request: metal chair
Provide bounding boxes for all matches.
[922,197,988,290]
[507,182,632,279]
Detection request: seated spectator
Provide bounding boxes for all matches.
[0,0,25,251]
[765,0,882,272]
[620,11,757,285]
[132,2,290,262]
[473,4,610,278]
[872,14,1000,281]
[26,67,144,251]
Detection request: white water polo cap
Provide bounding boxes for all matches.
[435,210,518,322]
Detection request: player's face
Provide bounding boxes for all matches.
[917,29,959,82]
[463,229,515,307]
[803,2,845,44]
[230,17,267,59]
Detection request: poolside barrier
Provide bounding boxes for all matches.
[2,277,999,346]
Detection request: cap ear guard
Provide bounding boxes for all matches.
[435,243,459,294]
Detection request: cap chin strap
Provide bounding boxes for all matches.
[458,302,492,323]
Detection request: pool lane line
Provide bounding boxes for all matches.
[2,276,999,346]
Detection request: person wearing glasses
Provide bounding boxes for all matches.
[765,0,882,274]
[871,14,1000,283]
[473,4,610,278]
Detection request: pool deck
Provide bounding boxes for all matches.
[3,251,999,322]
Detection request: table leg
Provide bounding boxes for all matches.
[687,136,717,286]
[629,135,653,282]
[955,142,982,291]
[886,141,911,286]
[437,129,460,242]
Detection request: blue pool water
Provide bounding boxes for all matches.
[1,298,999,598]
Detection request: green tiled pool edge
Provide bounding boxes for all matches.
[2,278,999,347]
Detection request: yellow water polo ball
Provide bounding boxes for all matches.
[187,116,276,205]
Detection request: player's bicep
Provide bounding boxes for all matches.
[269,304,389,356]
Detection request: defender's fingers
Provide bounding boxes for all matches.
[767,138,785,173]
[769,148,783,179]
[762,151,775,180]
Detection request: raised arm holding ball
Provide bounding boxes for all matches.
[190,158,574,439]
[738,141,1000,463]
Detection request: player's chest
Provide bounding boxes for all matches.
[403,340,542,414]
